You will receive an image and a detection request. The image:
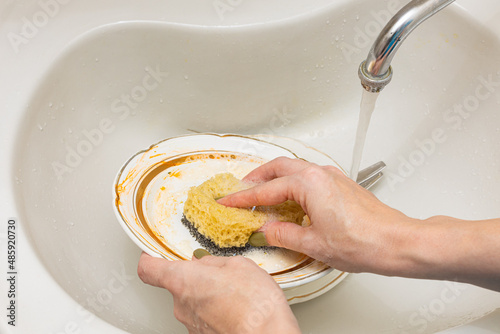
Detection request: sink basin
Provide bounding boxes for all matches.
[1,0,499,333]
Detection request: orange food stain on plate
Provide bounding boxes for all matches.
[169,169,182,178]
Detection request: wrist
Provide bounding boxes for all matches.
[371,215,500,291]
[365,214,425,277]
[381,215,465,280]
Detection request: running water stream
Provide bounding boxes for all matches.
[349,90,380,181]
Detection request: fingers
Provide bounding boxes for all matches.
[218,175,303,208]
[137,252,181,289]
[191,253,229,267]
[139,251,242,288]
[242,157,312,183]
[264,221,310,253]
[192,252,264,271]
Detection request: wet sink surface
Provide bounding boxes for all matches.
[5,0,500,333]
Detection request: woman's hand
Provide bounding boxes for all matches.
[137,156,500,334]
[137,252,301,334]
[218,157,418,276]
[219,157,500,291]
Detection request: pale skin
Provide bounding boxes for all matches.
[138,157,500,333]
[138,253,300,334]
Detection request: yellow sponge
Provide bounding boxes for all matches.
[183,173,305,248]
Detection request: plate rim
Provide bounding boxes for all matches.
[113,132,346,289]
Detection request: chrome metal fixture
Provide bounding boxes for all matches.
[359,0,455,92]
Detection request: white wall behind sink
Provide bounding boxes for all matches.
[1,1,500,333]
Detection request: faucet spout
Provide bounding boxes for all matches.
[358,0,455,92]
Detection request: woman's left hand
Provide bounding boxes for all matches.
[137,252,301,334]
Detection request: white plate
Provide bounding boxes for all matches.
[113,133,348,303]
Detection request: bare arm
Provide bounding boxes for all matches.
[219,157,500,292]
[137,157,499,334]
[402,216,500,291]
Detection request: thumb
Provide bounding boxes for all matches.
[192,254,227,267]
[264,221,308,253]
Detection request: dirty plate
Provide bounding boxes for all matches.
[113,133,347,303]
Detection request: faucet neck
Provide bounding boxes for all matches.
[359,0,455,92]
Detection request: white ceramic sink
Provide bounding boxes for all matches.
[1,0,500,333]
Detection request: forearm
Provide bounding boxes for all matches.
[390,216,500,291]
[219,158,500,292]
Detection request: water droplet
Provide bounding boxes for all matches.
[424,103,430,115]
[95,58,99,62]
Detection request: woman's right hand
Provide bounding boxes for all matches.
[218,157,417,276]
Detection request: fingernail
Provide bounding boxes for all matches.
[193,248,211,259]
[215,196,226,205]
[248,232,269,247]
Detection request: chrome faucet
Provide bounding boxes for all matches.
[358,0,455,93]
